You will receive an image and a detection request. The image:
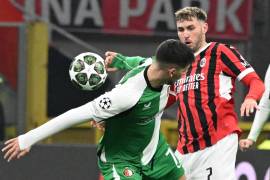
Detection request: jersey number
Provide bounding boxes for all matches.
[206,167,212,180]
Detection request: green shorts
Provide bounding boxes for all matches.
[98,138,184,180]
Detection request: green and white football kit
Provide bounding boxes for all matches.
[17,56,184,179]
[99,134,184,179]
[96,57,184,179]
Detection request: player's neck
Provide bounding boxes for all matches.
[194,41,208,55]
[147,64,165,88]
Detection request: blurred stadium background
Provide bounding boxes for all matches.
[0,0,269,179]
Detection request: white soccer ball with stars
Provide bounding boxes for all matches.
[69,52,107,91]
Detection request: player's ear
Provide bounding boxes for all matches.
[202,22,208,33]
[168,67,177,78]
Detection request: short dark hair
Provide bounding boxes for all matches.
[175,7,207,22]
[155,39,194,68]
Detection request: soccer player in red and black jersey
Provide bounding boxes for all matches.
[102,6,265,180]
[172,7,265,179]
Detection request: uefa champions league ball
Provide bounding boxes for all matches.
[69,52,107,91]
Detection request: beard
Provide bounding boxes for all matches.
[192,40,202,53]
[165,78,177,85]
[166,80,174,85]
[192,32,205,53]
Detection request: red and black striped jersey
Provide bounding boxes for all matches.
[175,42,255,154]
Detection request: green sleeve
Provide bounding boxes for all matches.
[110,53,146,70]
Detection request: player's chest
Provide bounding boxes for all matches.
[127,87,169,122]
[175,55,221,93]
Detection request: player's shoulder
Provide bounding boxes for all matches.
[138,57,153,67]
[214,42,239,52]
[118,65,147,86]
[121,57,152,81]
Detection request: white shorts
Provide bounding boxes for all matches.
[175,133,238,180]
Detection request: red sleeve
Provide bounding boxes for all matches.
[241,72,265,100]
[165,85,177,108]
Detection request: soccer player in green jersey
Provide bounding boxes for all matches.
[2,39,194,180]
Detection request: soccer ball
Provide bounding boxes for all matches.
[69,52,107,91]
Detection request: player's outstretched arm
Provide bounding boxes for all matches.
[2,138,31,162]
[1,102,97,162]
[1,74,144,162]
[105,51,147,71]
[219,45,264,117]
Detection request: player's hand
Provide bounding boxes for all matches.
[239,139,254,151]
[90,120,105,131]
[240,98,258,117]
[105,51,119,72]
[1,137,31,162]
[179,175,186,180]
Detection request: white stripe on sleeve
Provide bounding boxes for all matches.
[237,68,254,81]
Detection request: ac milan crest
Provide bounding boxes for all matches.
[200,57,206,67]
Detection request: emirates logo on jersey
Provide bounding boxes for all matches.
[123,167,134,177]
[175,73,205,93]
